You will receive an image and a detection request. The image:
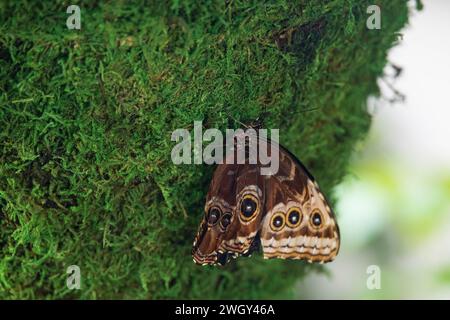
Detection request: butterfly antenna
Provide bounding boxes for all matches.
[288,105,321,115]
[226,112,251,129]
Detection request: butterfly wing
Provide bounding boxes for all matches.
[192,161,240,265]
[218,163,265,258]
[192,133,340,265]
[192,154,265,265]
[259,145,340,263]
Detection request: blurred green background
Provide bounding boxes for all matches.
[296,0,450,299]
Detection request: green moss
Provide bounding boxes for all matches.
[0,1,408,299]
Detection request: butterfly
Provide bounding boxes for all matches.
[192,132,340,266]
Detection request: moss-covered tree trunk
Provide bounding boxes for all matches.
[0,1,409,299]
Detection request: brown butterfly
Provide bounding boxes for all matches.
[192,133,340,266]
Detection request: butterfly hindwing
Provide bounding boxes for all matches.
[259,145,340,263]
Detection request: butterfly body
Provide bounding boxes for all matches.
[192,135,340,266]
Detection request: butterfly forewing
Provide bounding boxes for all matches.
[218,163,265,257]
[192,162,240,265]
